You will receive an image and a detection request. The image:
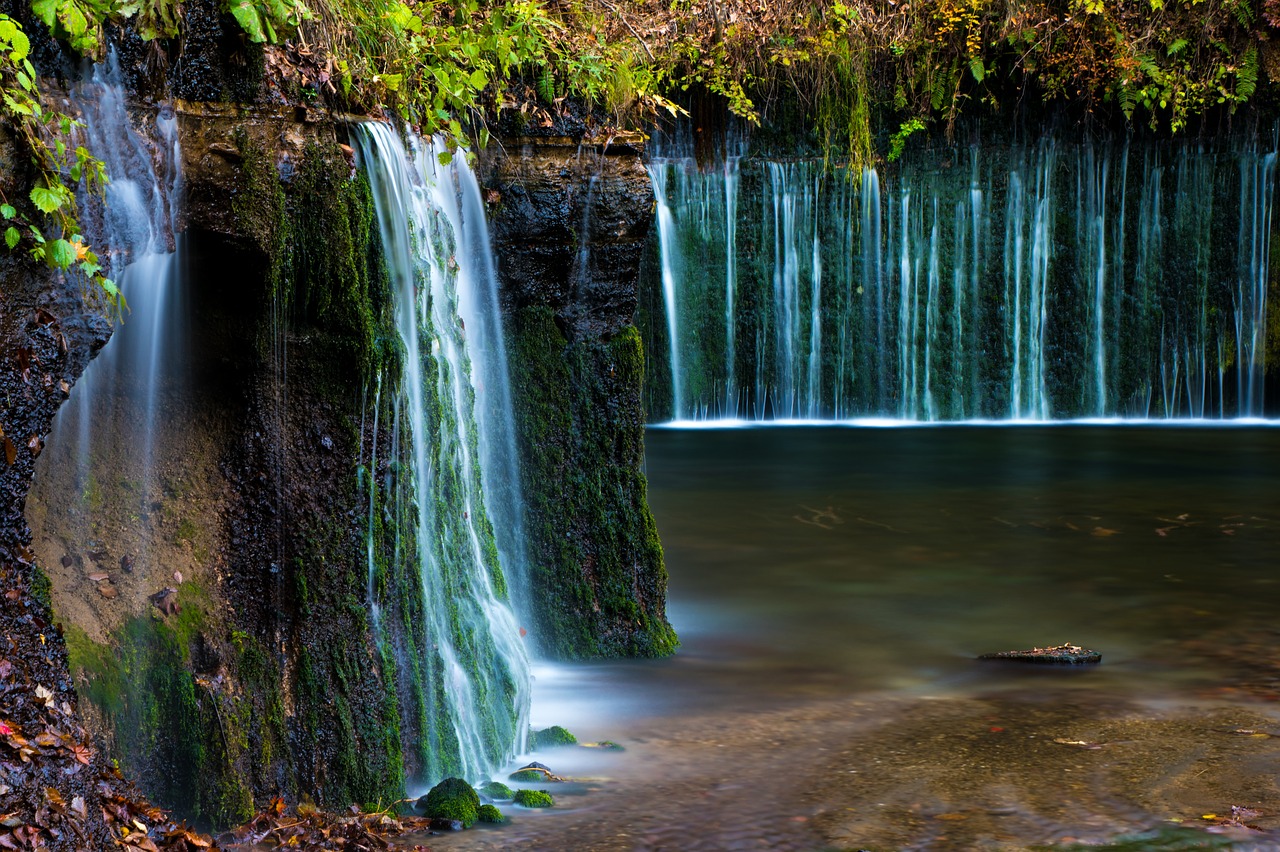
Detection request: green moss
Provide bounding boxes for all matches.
[512,789,554,808]
[507,769,545,783]
[29,563,52,612]
[478,781,514,800]
[476,804,505,823]
[63,622,123,712]
[421,778,481,827]
[62,587,253,829]
[508,306,678,659]
[173,515,199,546]
[530,725,577,750]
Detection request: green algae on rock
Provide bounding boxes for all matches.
[476,804,506,824]
[512,789,555,808]
[530,724,578,750]
[419,778,482,828]
[478,780,515,800]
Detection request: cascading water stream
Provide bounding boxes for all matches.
[353,123,530,784]
[645,133,1278,421]
[40,53,184,577]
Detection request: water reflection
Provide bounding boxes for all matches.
[642,426,1280,710]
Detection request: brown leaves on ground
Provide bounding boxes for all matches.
[0,652,214,852]
[220,799,433,851]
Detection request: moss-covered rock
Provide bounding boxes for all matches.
[508,769,546,783]
[476,804,506,823]
[478,781,515,800]
[512,789,554,808]
[530,725,578,750]
[481,137,678,661]
[419,778,481,827]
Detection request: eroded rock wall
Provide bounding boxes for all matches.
[12,65,675,832]
[480,134,677,659]
[26,111,419,826]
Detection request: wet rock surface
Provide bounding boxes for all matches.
[979,643,1103,665]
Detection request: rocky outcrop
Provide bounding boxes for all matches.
[480,133,678,659]
[10,48,676,834]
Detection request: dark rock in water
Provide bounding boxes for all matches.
[979,643,1101,665]
[508,761,564,782]
[428,818,465,832]
[59,554,73,568]
[120,553,134,573]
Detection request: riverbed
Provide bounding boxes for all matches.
[429,425,1280,851]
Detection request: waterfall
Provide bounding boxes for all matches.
[646,133,1279,421]
[353,123,530,784]
[40,53,185,581]
[649,163,687,419]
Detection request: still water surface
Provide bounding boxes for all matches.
[442,426,1280,849]
[639,425,1280,708]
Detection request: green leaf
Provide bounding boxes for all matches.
[227,0,267,42]
[1,21,30,60]
[60,1,90,38]
[969,57,985,83]
[468,68,487,89]
[437,150,453,166]
[379,73,403,91]
[98,277,118,298]
[29,186,64,214]
[4,227,19,250]
[31,0,57,28]
[0,204,14,219]
[47,237,76,268]
[3,95,32,116]
[79,259,101,277]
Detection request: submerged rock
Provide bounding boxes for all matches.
[581,740,625,751]
[418,778,481,828]
[978,643,1102,665]
[508,761,564,783]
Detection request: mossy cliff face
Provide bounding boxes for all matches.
[479,134,678,659]
[25,108,426,827]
